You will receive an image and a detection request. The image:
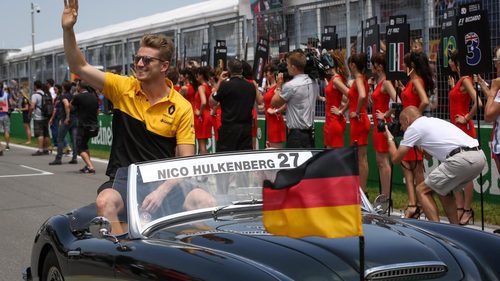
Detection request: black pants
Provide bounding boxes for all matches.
[287,128,314,148]
[217,123,252,152]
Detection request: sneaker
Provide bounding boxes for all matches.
[32,151,44,156]
[80,166,96,174]
[49,159,62,165]
[68,158,78,164]
[5,145,10,151]
[0,150,3,156]
[43,150,50,155]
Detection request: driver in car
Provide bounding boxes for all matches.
[62,0,215,233]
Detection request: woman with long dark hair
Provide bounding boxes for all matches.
[194,66,213,154]
[324,50,348,149]
[349,53,370,193]
[262,64,286,148]
[447,49,482,225]
[371,53,398,198]
[399,51,431,218]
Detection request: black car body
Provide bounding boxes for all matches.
[23,150,500,281]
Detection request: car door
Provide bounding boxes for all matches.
[64,238,117,279]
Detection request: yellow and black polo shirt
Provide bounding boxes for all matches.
[103,72,195,178]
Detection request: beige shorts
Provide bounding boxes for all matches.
[425,150,486,196]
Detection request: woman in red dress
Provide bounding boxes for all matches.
[324,50,348,149]
[448,50,482,225]
[179,69,196,110]
[399,51,432,218]
[370,53,398,198]
[194,67,213,154]
[262,64,286,148]
[334,53,370,193]
[208,68,221,142]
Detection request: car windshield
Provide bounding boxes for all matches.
[115,150,370,237]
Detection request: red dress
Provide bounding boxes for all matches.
[194,83,213,139]
[324,75,346,148]
[246,79,258,138]
[348,77,371,145]
[263,85,286,143]
[185,84,196,110]
[371,79,391,153]
[401,78,424,161]
[449,76,476,138]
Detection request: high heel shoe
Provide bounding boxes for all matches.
[460,209,474,225]
[403,205,422,219]
[457,208,464,220]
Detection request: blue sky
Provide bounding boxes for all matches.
[0,0,205,49]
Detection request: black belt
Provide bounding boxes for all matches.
[289,128,313,133]
[446,146,481,159]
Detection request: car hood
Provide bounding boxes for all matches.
[150,213,463,280]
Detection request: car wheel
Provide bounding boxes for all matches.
[42,250,65,281]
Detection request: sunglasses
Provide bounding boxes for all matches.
[133,55,164,65]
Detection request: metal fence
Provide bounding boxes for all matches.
[251,0,499,121]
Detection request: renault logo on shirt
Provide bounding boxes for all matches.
[168,105,176,115]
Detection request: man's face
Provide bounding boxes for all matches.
[134,47,169,81]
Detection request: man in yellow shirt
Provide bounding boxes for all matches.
[62,0,214,233]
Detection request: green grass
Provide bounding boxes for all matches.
[367,185,500,226]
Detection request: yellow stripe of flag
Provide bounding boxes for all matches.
[263,204,363,238]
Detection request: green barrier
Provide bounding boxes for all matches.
[9,112,499,202]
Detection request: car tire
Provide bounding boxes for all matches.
[41,250,65,281]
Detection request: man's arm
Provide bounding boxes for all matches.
[62,0,105,91]
[485,78,500,122]
[385,128,411,164]
[63,98,71,124]
[177,144,195,157]
[271,73,287,108]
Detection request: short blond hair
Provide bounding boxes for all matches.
[287,51,307,72]
[140,34,174,62]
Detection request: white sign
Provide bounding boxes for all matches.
[139,151,313,183]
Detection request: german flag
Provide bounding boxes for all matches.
[263,147,363,238]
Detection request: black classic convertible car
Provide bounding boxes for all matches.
[24,150,500,280]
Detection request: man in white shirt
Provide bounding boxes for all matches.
[386,106,486,224]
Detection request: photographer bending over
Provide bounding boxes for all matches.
[385,106,485,224]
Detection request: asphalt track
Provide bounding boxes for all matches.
[0,144,498,280]
[0,144,108,280]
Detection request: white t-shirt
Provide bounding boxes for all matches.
[493,90,500,154]
[49,86,56,101]
[400,116,479,161]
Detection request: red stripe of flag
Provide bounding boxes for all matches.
[263,176,360,211]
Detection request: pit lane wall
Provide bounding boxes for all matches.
[8,112,500,203]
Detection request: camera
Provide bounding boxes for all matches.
[277,60,292,81]
[377,103,403,137]
[304,49,334,80]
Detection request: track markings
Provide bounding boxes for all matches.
[0,165,53,178]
